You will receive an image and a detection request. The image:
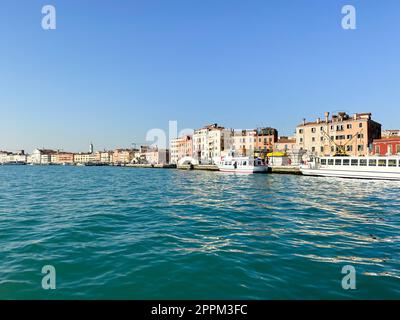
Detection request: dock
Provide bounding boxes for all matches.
[125,164,177,169]
[269,166,302,175]
[177,164,219,171]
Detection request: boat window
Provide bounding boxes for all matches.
[378,159,387,167]
[360,159,367,166]
[351,159,359,166]
[343,159,350,166]
[321,159,327,165]
[328,159,334,165]
[335,159,342,166]
[388,160,397,167]
[368,159,377,166]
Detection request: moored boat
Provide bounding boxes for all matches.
[214,155,268,174]
[300,156,400,180]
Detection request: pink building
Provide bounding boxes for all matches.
[170,135,193,164]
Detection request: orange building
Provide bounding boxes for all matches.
[254,127,278,156]
[113,149,135,164]
[54,152,74,164]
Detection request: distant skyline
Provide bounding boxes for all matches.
[1,0,400,152]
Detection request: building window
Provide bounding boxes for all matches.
[311,128,316,133]
[375,146,380,154]
[388,160,397,167]
[312,137,315,142]
[300,138,303,143]
[320,146,324,152]
[347,124,352,129]
[346,145,353,152]
[358,145,364,152]
[312,147,315,152]
[359,123,363,128]
[397,145,400,154]
[378,159,387,167]
[299,129,303,134]
[347,135,353,139]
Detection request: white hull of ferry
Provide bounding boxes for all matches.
[300,156,400,181]
[218,166,268,174]
[300,168,400,180]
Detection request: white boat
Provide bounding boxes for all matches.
[300,156,400,180]
[214,155,268,174]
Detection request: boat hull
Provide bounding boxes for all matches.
[218,166,268,174]
[300,167,400,181]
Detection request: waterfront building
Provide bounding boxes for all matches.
[95,151,113,164]
[274,136,296,153]
[382,129,400,138]
[232,129,256,156]
[29,149,58,164]
[372,137,400,156]
[74,152,96,164]
[0,151,11,163]
[193,124,232,164]
[54,152,75,164]
[144,148,170,165]
[113,149,135,164]
[254,127,278,156]
[170,135,193,164]
[0,150,27,164]
[295,112,381,156]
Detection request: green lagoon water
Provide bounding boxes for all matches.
[0,165,399,299]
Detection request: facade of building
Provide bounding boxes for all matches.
[144,149,170,164]
[274,137,296,153]
[295,112,382,156]
[170,135,193,164]
[74,152,96,164]
[254,127,278,155]
[95,151,114,164]
[193,124,231,164]
[372,137,400,156]
[29,149,57,164]
[232,129,256,156]
[0,151,11,163]
[113,149,135,164]
[54,152,75,164]
[0,151,27,163]
[382,129,400,138]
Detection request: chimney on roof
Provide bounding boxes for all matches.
[303,118,306,125]
[324,112,330,123]
[316,117,321,124]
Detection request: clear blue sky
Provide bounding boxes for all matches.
[1,0,399,152]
